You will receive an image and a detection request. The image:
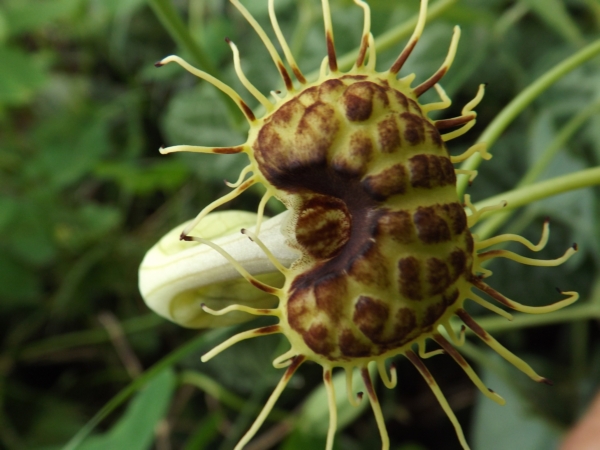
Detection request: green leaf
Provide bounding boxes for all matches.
[94,160,190,195]
[0,46,47,105]
[292,364,375,439]
[471,363,562,450]
[0,195,18,232]
[32,109,111,188]
[77,368,176,450]
[2,0,80,35]
[520,0,584,46]
[0,253,41,306]
[162,83,244,148]
[8,198,57,265]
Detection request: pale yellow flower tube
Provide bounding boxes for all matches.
[138,211,298,328]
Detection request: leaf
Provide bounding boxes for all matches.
[291,364,375,439]
[8,197,57,266]
[94,159,190,195]
[0,46,47,105]
[32,109,112,189]
[161,83,244,148]
[2,0,81,35]
[0,195,18,232]
[0,253,41,306]
[471,363,562,450]
[77,368,176,450]
[520,0,584,46]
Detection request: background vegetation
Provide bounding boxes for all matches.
[1,0,599,449]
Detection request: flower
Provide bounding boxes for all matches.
[140,1,584,449]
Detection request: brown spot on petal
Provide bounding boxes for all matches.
[421,300,447,329]
[353,296,390,342]
[331,131,373,177]
[348,241,390,288]
[392,307,417,343]
[409,155,455,189]
[343,82,374,121]
[339,329,372,357]
[409,154,431,189]
[376,209,416,244]
[304,322,334,356]
[449,249,468,280]
[424,120,444,148]
[398,256,422,300]
[400,112,425,145]
[295,196,351,259]
[377,116,401,153]
[465,232,474,254]
[414,206,451,244]
[318,78,346,101]
[440,156,457,185]
[427,257,451,296]
[315,273,347,322]
[443,288,460,307]
[441,202,467,235]
[362,163,408,200]
[297,86,319,106]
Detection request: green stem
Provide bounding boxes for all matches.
[458,38,600,195]
[305,0,458,81]
[474,100,600,239]
[148,0,215,73]
[472,166,600,217]
[148,0,243,125]
[465,301,600,335]
[180,371,289,421]
[61,327,230,450]
[18,314,165,361]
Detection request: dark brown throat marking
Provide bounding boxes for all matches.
[254,79,472,359]
[295,195,351,259]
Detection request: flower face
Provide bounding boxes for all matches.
[141,1,580,449]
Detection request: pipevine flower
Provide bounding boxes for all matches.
[139,0,581,449]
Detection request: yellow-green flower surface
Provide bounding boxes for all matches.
[139,1,579,449]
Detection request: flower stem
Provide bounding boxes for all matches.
[61,327,231,450]
[458,38,600,196]
[474,100,600,239]
[473,166,600,219]
[468,301,600,335]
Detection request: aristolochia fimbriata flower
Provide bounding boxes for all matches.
[140,1,579,449]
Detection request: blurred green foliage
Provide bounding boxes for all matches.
[0,0,599,449]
